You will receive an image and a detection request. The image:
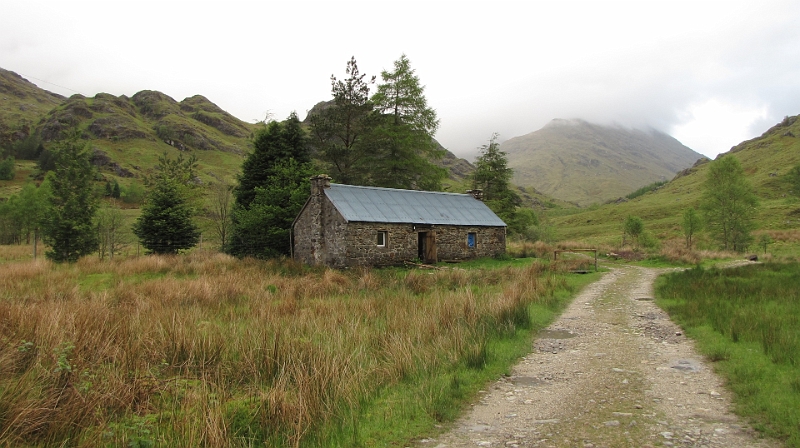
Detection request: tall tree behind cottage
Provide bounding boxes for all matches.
[370,54,447,190]
[308,57,376,185]
[228,113,312,259]
[470,133,521,226]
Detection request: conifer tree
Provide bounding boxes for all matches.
[42,132,99,262]
[133,152,201,254]
[228,113,312,258]
[308,57,376,185]
[470,133,520,225]
[371,54,446,190]
[133,177,200,254]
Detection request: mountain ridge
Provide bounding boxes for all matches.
[549,113,800,248]
[502,119,704,206]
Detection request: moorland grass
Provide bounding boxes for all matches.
[655,262,800,446]
[0,249,596,447]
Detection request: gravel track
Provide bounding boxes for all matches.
[420,265,779,448]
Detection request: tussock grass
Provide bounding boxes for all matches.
[656,262,800,446]
[0,250,582,446]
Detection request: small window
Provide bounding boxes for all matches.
[377,231,387,247]
[467,232,476,248]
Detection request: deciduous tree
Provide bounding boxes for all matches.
[0,156,15,180]
[96,201,129,260]
[206,181,233,251]
[682,207,702,249]
[700,156,758,251]
[623,215,644,248]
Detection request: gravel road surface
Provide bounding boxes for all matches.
[421,265,779,448]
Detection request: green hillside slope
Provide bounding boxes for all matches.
[503,119,704,206]
[0,68,64,148]
[35,90,256,184]
[549,115,800,250]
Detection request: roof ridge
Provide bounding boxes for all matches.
[329,183,468,196]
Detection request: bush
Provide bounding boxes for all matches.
[121,182,146,204]
[0,156,15,180]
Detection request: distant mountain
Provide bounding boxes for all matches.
[502,119,704,206]
[550,114,800,245]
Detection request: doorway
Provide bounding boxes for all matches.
[417,231,437,264]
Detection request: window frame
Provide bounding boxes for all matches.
[376,230,388,247]
[467,232,477,248]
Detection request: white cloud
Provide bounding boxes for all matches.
[671,100,768,158]
[1,0,799,159]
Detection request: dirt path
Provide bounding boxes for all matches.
[421,265,779,448]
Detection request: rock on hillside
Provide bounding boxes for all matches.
[502,119,703,206]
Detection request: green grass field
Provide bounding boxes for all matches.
[655,262,800,446]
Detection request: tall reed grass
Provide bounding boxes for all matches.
[0,250,574,447]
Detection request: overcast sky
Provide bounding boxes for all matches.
[2,0,799,159]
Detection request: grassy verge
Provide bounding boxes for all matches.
[0,249,598,447]
[655,262,800,447]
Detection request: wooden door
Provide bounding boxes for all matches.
[424,231,437,263]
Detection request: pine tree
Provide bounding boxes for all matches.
[42,132,99,262]
[133,152,201,254]
[308,57,376,185]
[133,177,200,254]
[470,133,520,226]
[230,159,311,258]
[112,179,121,198]
[234,114,309,209]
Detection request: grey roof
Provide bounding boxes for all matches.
[324,184,506,227]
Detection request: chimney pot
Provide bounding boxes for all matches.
[466,189,484,201]
[311,174,331,195]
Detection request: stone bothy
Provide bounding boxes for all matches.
[292,175,507,268]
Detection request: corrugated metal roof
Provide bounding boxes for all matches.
[324,184,506,227]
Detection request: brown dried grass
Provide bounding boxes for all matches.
[0,251,569,446]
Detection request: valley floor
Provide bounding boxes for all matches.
[422,264,778,448]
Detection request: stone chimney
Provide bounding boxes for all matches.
[310,174,331,195]
[466,189,484,201]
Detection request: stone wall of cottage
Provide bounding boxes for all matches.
[293,175,350,267]
[342,222,506,267]
[293,175,506,268]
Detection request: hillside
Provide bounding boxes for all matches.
[1,72,481,200]
[34,90,257,182]
[0,68,64,147]
[549,115,800,252]
[502,119,704,206]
